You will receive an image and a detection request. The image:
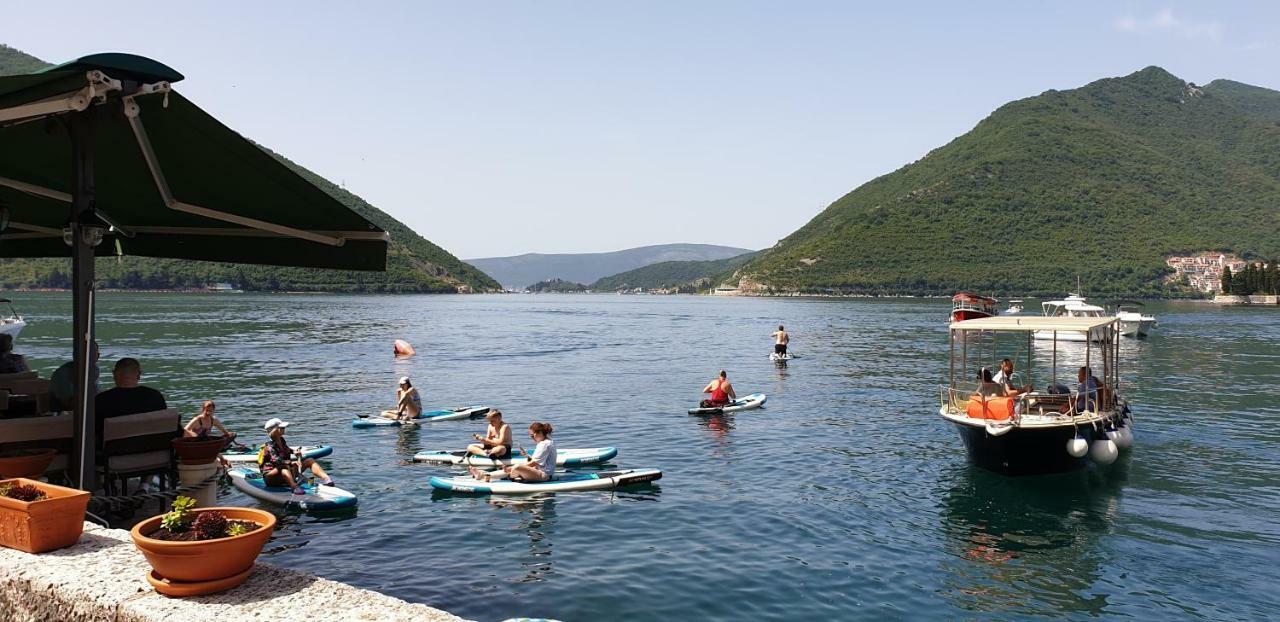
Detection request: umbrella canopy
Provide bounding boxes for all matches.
[0,54,390,492]
[0,53,387,269]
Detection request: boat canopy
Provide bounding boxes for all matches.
[949,316,1117,333]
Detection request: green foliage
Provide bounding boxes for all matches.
[527,278,589,293]
[1229,261,1279,295]
[592,252,757,291]
[227,522,253,537]
[161,496,198,532]
[0,482,47,501]
[732,67,1280,297]
[0,45,501,294]
[1222,266,1233,294]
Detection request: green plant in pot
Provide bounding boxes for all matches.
[130,495,277,596]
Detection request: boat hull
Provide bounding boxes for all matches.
[952,420,1106,476]
[950,309,995,322]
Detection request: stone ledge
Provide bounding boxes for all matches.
[0,522,469,622]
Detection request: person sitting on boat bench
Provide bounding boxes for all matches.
[992,359,1032,399]
[701,370,736,407]
[260,417,333,494]
[471,421,557,483]
[467,409,512,459]
[974,368,1004,398]
[1060,366,1099,414]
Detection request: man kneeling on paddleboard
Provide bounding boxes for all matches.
[701,370,736,408]
[466,409,512,460]
[260,418,335,494]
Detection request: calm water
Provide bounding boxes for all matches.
[10,292,1280,621]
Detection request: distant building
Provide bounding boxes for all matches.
[1165,252,1246,293]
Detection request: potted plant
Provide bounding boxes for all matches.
[130,496,276,596]
[0,448,56,478]
[171,435,231,465]
[0,477,91,553]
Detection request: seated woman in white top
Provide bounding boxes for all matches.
[471,421,557,483]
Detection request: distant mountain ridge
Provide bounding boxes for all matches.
[0,44,501,293]
[726,66,1280,297]
[468,243,753,289]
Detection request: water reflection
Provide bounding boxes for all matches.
[488,496,558,583]
[939,460,1130,617]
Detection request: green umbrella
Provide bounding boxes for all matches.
[0,53,389,490]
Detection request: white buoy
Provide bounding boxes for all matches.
[1090,439,1119,465]
[1067,437,1089,458]
[1114,427,1134,450]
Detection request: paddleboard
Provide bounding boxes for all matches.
[769,352,796,361]
[430,468,662,495]
[413,447,618,467]
[687,392,767,415]
[352,406,490,428]
[228,467,357,511]
[222,444,333,464]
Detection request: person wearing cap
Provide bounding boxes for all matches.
[466,409,512,460]
[260,417,333,493]
[383,376,422,421]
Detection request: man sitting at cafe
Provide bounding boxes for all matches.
[95,357,168,443]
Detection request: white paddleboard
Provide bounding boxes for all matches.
[352,406,490,428]
[413,447,618,467]
[430,468,662,495]
[769,352,796,361]
[221,444,332,464]
[688,392,767,415]
[228,467,357,511]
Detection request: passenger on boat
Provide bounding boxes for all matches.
[772,325,790,356]
[992,359,1032,398]
[1060,367,1099,414]
[260,417,333,493]
[0,334,28,374]
[974,368,1004,398]
[701,371,736,408]
[466,409,512,459]
[184,400,235,440]
[387,376,422,420]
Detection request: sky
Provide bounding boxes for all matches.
[3,2,1278,258]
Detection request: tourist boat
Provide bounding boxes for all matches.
[1033,294,1107,341]
[939,315,1134,475]
[1109,300,1156,338]
[1004,299,1024,314]
[0,298,25,339]
[950,292,998,322]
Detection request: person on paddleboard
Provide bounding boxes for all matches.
[184,400,236,440]
[260,417,334,494]
[466,409,512,460]
[772,325,790,356]
[471,422,557,483]
[701,370,736,408]
[384,376,422,421]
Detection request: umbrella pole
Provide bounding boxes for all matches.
[69,111,99,492]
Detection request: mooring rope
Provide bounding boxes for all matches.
[87,466,225,512]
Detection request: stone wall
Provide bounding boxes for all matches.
[0,522,469,622]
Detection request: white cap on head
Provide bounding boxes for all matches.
[399,376,410,385]
[263,417,290,432]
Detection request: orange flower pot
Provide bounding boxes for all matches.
[171,436,230,465]
[0,477,91,553]
[0,449,56,478]
[130,507,276,589]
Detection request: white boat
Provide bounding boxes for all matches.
[1110,300,1156,338]
[1033,294,1108,342]
[0,298,26,340]
[1004,299,1024,315]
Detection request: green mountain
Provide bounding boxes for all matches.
[727,66,1280,297]
[592,252,756,291]
[527,278,589,293]
[0,44,500,293]
[468,243,753,290]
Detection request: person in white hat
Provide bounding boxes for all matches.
[259,417,333,494]
[381,376,422,421]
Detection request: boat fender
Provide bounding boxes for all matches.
[394,339,416,357]
[1114,427,1134,450]
[1066,437,1089,458]
[984,421,1014,436]
[1089,439,1118,465]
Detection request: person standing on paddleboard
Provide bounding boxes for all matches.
[466,409,512,460]
[772,325,790,357]
[701,370,736,408]
[260,418,334,494]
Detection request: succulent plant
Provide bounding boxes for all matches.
[227,522,253,537]
[0,483,47,502]
[192,510,229,540]
[160,496,197,532]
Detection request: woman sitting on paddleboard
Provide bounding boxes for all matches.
[471,422,557,483]
[184,400,236,440]
[383,376,422,421]
[466,409,512,459]
[260,417,334,494]
[701,370,736,408]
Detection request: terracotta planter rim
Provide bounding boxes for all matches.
[131,507,277,547]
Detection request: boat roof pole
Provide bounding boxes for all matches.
[949,328,955,389]
[1052,332,1057,388]
[1026,331,1032,390]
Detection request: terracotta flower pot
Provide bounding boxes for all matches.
[171,436,231,465]
[0,477,91,553]
[0,449,56,479]
[131,507,276,589]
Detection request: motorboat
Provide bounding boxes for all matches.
[1034,294,1107,341]
[951,292,998,323]
[939,315,1134,475]
[0,298,25,340]
[1004,299,1024,314]
[1109,300,1156,338]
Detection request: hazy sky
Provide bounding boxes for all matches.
[4,2,1278,258]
